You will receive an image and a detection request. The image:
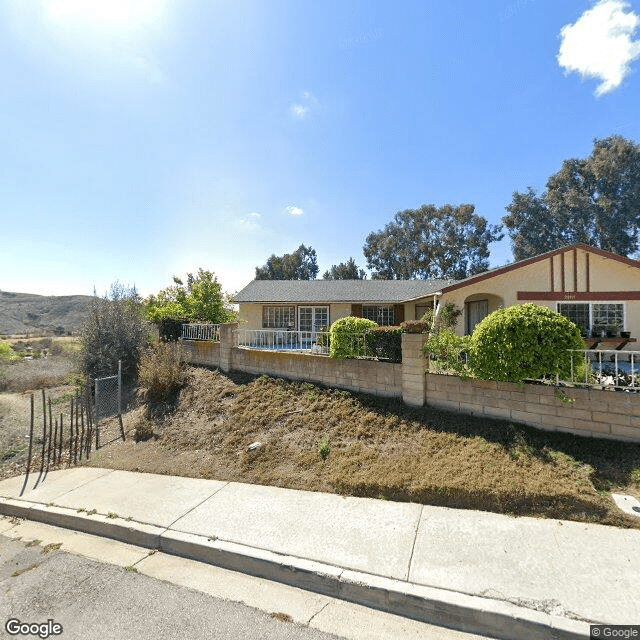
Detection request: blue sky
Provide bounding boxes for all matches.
[1,0,640,297]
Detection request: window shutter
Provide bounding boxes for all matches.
[393,304,405,325]
[351,304,362,317]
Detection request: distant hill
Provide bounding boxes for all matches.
[0,291,94,336]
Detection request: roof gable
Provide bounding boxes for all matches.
[441,244,640,294]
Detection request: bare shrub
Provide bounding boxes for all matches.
[138,342,186,403]
[80,283,149,388]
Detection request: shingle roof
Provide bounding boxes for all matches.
[235,279,454,304]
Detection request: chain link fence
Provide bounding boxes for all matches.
[93,361,124,447]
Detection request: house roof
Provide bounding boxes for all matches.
[235,278,453,304]
[440,243,640,294]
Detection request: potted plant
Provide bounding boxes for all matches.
[591,324,605,338]
[606,324,619,338]
[620,330,631,339]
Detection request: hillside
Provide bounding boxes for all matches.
[0,291,94,336]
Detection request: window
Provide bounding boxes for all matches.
[557,303,624,333]
[415,304,432,320]
[362,305,394,326]
[557,303,590,334]
[262,306,295,329]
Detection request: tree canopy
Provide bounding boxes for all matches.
[363,204,503,280]
[503,135,640,260]
[322,257,366,280]
[255,244,319,280]
[146,269,236,324]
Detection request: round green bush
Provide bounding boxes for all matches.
[469,304,584,384]
[329,316,377,359]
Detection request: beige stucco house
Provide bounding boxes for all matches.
[236,244,640,343]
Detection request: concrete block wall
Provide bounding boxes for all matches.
[232,347,402,397]
[180,340,221,368]
[425,373,640,443]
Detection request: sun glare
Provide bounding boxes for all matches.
[46,0,160,30]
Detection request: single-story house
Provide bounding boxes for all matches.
[235,244,640,342]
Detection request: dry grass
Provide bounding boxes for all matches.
[72,367,640,528]
[0,357,77,393]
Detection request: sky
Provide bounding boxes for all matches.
[1,0,640,297]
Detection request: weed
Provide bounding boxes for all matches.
[87,509,97,516]
[42,543,62,554]
[125,566,138,573]
[270,612,292,623]
[317,436,330,460]
[25,539,42,547]
[631,468,640,486]
[11,563,39,577]
[107,512,118,519]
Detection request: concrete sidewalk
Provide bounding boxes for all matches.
[1,468,638,640]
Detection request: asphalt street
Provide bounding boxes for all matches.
[0,535,340,640]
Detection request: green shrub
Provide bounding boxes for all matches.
[0,342,20,363]
[438,302,463,329]
[469,304,585,384]
[328,316,377,359]
[158,317,188,342]
[400,320,432,334]
[365,326,402,362]
[423,328,471,375]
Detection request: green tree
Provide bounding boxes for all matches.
[146,269,236,324]
[503,135,640,260]
[363,204,503,280]
[322,257,366,280]
[255,244,319,280]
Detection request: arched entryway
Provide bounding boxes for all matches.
[464,293,503,335]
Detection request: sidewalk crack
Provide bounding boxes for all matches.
[166,481,231,529]
[306,602,330,626]
[405,504,424,582]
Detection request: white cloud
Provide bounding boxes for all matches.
[248,212,261,218]
[285,205,304,217]
[558,0,640,96]
[235,212,262,232]
[290,104,309,119]
[289,91,320,119]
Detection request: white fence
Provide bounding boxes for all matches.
[236,329,329,354]
[567,349,639,390]
[427,348,640,392]
[181,323,221,341]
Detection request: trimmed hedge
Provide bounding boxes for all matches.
[365,326,403,362]
[470,304,585,384]
[329,316,377,359]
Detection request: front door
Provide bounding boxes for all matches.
[298,306,329,343]
[466,300,488,335]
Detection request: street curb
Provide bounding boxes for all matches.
[0,497,590,640]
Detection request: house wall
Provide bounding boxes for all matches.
[440,247,640,337]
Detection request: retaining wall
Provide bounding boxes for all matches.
[425,373,640,443]
[180,325,640,443]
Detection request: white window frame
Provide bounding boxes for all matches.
[262,306,296,329]
[362,305,395,326]
[556,302,626,332]
[297,306,330,333]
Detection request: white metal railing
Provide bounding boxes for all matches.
[181,323,221,341]
[427,348,640,391]
[236,329,329,354]
[567,349,639,390]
